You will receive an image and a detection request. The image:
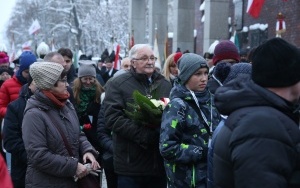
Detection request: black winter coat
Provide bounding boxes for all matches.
[77,101,101,154]
[104,69,172,176]
[3,84,31,188]
[213,77,300,188]
[97,104,113,160]
[102,68,118,83]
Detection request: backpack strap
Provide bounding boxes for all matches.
[175,97,212,136]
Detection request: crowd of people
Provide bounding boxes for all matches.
[0,37,299,188]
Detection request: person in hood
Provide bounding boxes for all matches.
[0,51,36,118]
[207,40,240,94]
[213,38,300,187]
[3,76,36,188]
[160,53,221,187]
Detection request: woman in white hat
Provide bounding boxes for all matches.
[22,62,100,187]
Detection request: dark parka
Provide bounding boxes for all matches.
[213,77,300,188]
[104,69,172,177]
[3,84,31,188]
[22,90,97,188]
[160,85,220,188]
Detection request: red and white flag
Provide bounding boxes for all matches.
[28,19,41,35]
[247,0,265,18]
[114,44,121,70]
[22,40,32,51]
[129,34,134,50]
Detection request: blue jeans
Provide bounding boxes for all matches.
[118,175,167,188]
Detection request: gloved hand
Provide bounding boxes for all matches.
[74,163,101,182]
[85,163,102,176]
[75,163,88,180]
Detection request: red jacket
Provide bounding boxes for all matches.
[0,76,22,118]
[0,154,13,188]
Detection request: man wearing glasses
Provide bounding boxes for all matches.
[104,44,171,188]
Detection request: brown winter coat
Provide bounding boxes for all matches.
[22,90,97,188]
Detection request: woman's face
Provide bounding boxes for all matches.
[80,76,95,88]
[52,78,69,94]
[185,67,208,92]
[169,62,178,76]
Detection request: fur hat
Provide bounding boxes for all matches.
[30,62,64,90]
[78,60,96,78]
[0,68,13,76]
[0,52,9,64]
[100,49,109,62]
[213,40,240,65]
[19,51,37,73]
[36,42,50,57]
[178,53,208,84]
[252,38,300,87]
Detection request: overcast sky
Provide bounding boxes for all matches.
[0,0,17,46]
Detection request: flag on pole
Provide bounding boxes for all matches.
[51,38,56,52]
[114,44,121,70]
[22,40,32,51]
[247,0,265,18]
[163,28,169,62]
[28,19,41,35]
[129,30,134,50]
[153,32,161,68]
[10,40,15,62]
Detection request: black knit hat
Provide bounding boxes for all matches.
[0,68,13,76]
[252,38,300,87]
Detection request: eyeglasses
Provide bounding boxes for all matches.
[58,78,68,83]
[133,56,157,62]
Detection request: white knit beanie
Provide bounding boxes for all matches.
[30,62,64,89]
[36,42,50,57]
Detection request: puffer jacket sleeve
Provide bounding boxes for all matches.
[104,78,158,147]
[22,109,78,177]
[160,99,204,164]
[78,131,98,157]
[97,104,113,153]
[0,82,10,118]
[231,114,297,187]
[215,111,297,188]
[3,102,27,163]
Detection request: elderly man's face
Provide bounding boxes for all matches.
[132,46,156,77]
[121,58,131,70]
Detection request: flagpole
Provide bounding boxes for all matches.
[164,26,168,62]
[10,33,15,63]
[153,23,161,67]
